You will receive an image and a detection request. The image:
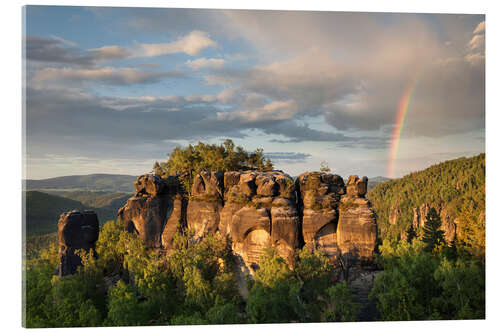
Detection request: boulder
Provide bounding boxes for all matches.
[57,210,99,276]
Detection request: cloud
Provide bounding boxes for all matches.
[89,45,131,61]
[204,13,485,139]
[217,100,298,123]
[33,66,184,85]
[465,53,485,67]
[468,34,485,51]
[132,31,216,58]
[186,57,226,69]
[264,152,312,163]
[25,35,95,66]
[473,21,485,34]
[26,31,217,67]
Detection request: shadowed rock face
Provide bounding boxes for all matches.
[118,174,176,248]
[58,210,99,276]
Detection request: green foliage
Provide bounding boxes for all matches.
[157,139,273,193]
[367,153,485,247]
[422,208,446,253]
[168,232,240,313]
[106,280,148,326]
[246,247,301,323]
[456,202,485,262]
[370,238,485,321]
[321,282,360,322]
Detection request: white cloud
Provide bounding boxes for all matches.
[186,57,226,69]
[468,34,485,51]
[473,21,485,34]
[465,53,485,67]
[133,31,216,58]
[217,100,298,123]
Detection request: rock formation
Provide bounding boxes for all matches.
[337,176,377,264]
[223,171,299,272]
[187,171,224,238]
[58,210,99,276]
[117,174,180,248]
[114,171,377,273]
[296,172,345,262]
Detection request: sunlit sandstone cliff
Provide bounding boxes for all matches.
[116,171,377,273]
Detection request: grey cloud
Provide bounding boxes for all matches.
[25,35,97,66]
[33,66,185,85]
[264,152,312,163]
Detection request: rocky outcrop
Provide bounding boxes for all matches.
[187,172,224,238]
[223,171,299,271]
[296,172,345,262]
[337,176,377,264]
[58,210,99,276]
[118,174,178,248]
[116,171,377,273]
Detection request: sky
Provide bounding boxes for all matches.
[23,6,485,179]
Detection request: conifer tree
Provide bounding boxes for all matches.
[422,208,446,253]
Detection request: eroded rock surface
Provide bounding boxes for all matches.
[297,172,345,262]
[118,174,176,248]
[58,210,99,276]
[337,176,377,264]
[187,171,224,238]
[116,171,377,273]
[224,171,299,271]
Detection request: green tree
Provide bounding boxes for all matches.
[422,208,446,253]
[320,282,360,322]
[246,247,301,323]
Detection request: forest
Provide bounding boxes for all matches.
[23,144,485,326]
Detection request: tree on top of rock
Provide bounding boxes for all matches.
[156,139,273,177]
[422,208,446,253]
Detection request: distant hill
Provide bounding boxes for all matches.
[24,190,132,236]
[25,174,137,192]
[25,191,87,236]
[367,176,391,192]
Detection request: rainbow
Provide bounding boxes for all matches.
[387,74,420,178]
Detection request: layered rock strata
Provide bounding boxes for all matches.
[338,176,377,264]
[57,210,99,276]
